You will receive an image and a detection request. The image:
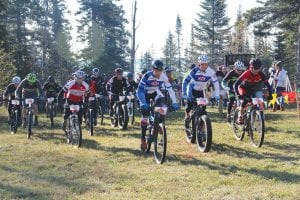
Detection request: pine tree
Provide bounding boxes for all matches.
[194,0,230,65]
[176,14,182,69]
[140,51,153,70]
[162,30,177,68]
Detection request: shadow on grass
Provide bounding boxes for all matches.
[166,153,300,183]
[83,138,148,158]
[0,164,99,198]
[213,143,298,162]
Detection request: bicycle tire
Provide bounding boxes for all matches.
[196,115,212,153]
[71,118,82,148]
[27,112,33,139]
[154,123,167,164]
[89,109,94,136]
[232,108,245,141]
[249,110,265,148]
[185,115,196,144]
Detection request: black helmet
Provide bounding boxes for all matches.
[114,68,123,74]
[152,60,164,70]
[48,76,54,82]
[141,68,148,74]
[92,67,100,76]
[189,64,196,69]
[250,58,262,69]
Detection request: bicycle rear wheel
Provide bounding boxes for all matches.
[249,110,265,147]
[195,115,212,153]
[154,123,167,164]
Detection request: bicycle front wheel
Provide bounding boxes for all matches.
[10,110,18,134]
[153,123,167,164]
[27,112,33,139]
[89,109,94,136]
[249,110,265,148]
[71,118,82,148]
[196,115,212,153]
[232,108,245,141]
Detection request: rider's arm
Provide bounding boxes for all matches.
[15,79,25,99]
[162,73,177,103]
[182,69,194,96]
[211,71,220,98]
[136,74,147,105]
[260,72,273,94]
[221,71,231,90]
[124,78,131,94]
[37,81,44,97]
[106,77,113,94]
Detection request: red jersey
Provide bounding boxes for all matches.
[63,80,89,103]
[238,70,268,87]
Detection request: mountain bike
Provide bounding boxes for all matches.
[126,92,135,125]
[145,98,168,164]
[9,99,21,134]
[231,97,265,147]
[184,97,212,153]
[65,104,82,148]
[110,95,129,130]
[85,96,96,136]
[96,94,105,125]
[24,98,35,139]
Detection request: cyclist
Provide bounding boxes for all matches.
[234,58,273,124]
[137,60,180,150]
[126,72,138,93]
[43,76,62,117]
[222,60,246,122]
[60,70,89,131]
[106,68,131,117]
[15,73,43,127]
[182,55,220,123]
[3,76,22,125]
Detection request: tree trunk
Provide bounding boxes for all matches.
[130,0,137,73]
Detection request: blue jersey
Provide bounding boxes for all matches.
[137,71,176,105]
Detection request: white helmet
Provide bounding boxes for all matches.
[198,55,209,64]
[12,76,21,84]
[234,60,246,71]
[74,70,86,79]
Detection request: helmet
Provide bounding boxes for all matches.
[127,72,134,79]
[141,68,148,74]
[250,58,262,69]
[234,60,246,70]
[12,76,21,84]
[152,60,164,70]
[198,55,209,64]
[48,76,54,82]
[114,68,123,74]
[74,70,86,79]
[27,73,37,83]
[92,67,100,76]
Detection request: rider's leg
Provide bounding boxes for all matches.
[62,103,71,130]
[45,101,49,117]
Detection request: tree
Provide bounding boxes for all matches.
[176,14,182,69]
[140,51,153,70]
[77,0,130,73]
[194,0,230,65]
[130,0,138,73]
[254,35,272,69]
[162,30,177,68]
[245,0,300,82]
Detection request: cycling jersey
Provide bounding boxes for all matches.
[234,70,272,95]
[106,76,130,95]
[182,66,220,98]
[137,71,177,105]
[222,70,241,91]
[4,83,18,100]
[43,82,61,97]
[62,80,89,103]
[15,79,43,99]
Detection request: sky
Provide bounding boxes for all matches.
[66,0,260,58]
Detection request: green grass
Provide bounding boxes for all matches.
[0,106,299,200]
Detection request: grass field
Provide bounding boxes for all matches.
[0,106,299,200]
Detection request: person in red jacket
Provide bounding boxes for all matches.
[60,70,89,130]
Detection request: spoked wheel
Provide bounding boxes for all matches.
[88,109,94,136]
[185,116,196,144]
[98,106,104,125]
[195,115,212,153]
[50,105,54,128]
[71,118,82,148]
[145,126,153,153]
[27,112,33,139]
[153,123,167,164]
[249,110,265,148]
[110,107,118,127]
[118,105,128,130]
[232,109,245,141]
[10,111,18,134]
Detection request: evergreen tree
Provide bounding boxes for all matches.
[140,51,153,70]
[176,14,182,69]
[162,30,177,68]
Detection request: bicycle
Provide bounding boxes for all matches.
[184,97,212,153]
[231,97,265,147]
[46,97,56,128]
[110,95,129,130]
[145,98,168,164]
[85,96,96,136]
[65,104,82,148]
[24,98,35,139]
[126,92,135,125]
[96,94,105,125]
[9,99,21,134]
